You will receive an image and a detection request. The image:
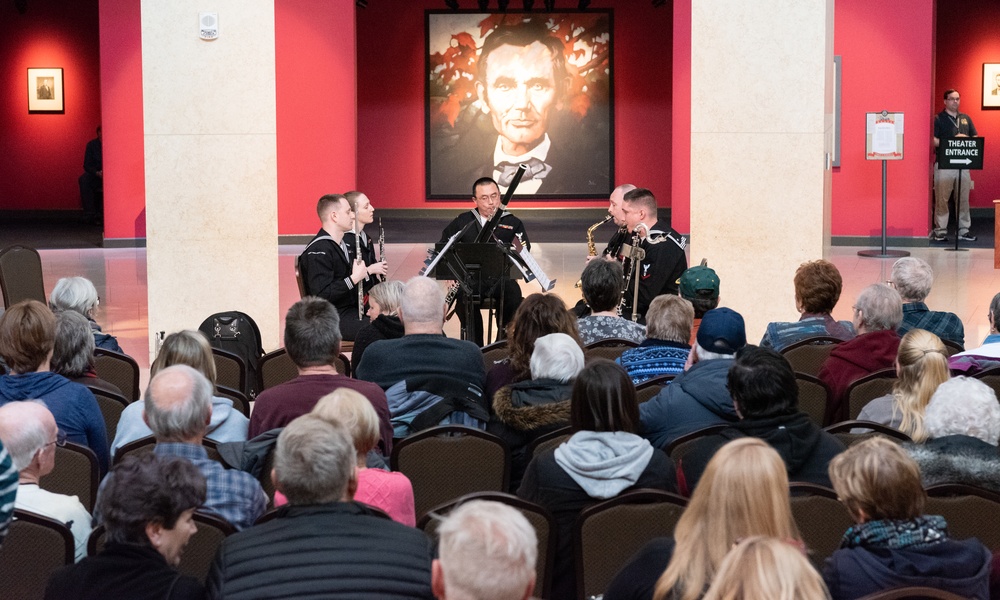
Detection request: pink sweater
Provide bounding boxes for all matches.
[274,468,416,527]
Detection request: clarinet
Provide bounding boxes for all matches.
[355,214,364,320]
[377,218,386,283]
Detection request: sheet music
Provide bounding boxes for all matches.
[518,245,555,291]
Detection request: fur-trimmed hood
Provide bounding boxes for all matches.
[905,435,1000,492]
[492,378,572,432]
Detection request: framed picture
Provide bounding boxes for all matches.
[27,67,64,113]
[426,11,613,199]
[983,63,1000,109]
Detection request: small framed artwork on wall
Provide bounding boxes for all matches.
[983,63,1000,109]
[27,67,64,113]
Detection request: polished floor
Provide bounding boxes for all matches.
[35,241,1000,394]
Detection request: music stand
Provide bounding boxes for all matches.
[430,242,511,343]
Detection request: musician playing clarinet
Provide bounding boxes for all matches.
[439,177,530,346]
[344,190,388,296]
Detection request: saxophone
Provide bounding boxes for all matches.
[575,213,614,288]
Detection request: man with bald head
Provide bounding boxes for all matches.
[131,364,265,530]
[0,401,92,561]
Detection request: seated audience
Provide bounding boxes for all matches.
[432,500,537,600]
[0,441,15,547]
[678,262,720,346]
[856,329,948,440]
[206,414,434,598]
[250,297,391,455]
[617,295,693,385]
[126,364,265,530]
[275,388,416,526]
[0,401,91,561]
[356,276,488,437]
[48,275,123,353]
[0,300,109,472]
[351,279,405,374]
[703,536,830,600]
[819,283,902,423]
[892,256,965,348]
[485,292,583,399]
[639,307,746,450]
[824,437,991,599]
[604,438,801,600]
[45,453,207,600]
[906,376,1000,492]
[760,259,854,351]
[50,310,124,397]
[518,359,676,600]
[113,330,248,455]
[488,332,584,491]
[950,291,1000,374]
[576,259,646,345]
[682,346,845,493]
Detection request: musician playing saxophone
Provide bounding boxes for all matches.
[439,177,530,346]
[344,191,389,295]
[618,187,688,324]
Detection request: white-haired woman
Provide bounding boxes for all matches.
[49,276,123,353]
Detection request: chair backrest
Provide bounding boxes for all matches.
[940,339,964,358]
[528,425,573,462]
[665,423,730,463]
[417,491,558,600]
[481,339,510,374]
[333,352,351,378]
[88,510,235,583]
[925,484,1000,552]
[780,335,844,377]
[855,587,969,600]
[788,483,855,565]
[972,366,1000,400]
[846,368,897,421]
[0,509,74,600]
[87,386,128,448]
[584,338,639,363]
[293,254,308,299]
[576,489,688,599]
[215,386,250,418]
[114,436,227,468]
[93,349,141,402]
[212,347,247,397]
[0,245,45,308]
[258,348,298,392]
[635,375,674,404]
[795,372,829,427]
[39,441,99,512]
[391,425,510,519]
[257,444,277,507]
[823,420,912,448]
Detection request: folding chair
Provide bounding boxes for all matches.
[0,509,74,600]
[795,372,829,427]
[788,482,855,565]
[780,335,843,377]
[93,349,141,402]
[0,245,45,308]
[846,368,897,421]
[39,441,100,512]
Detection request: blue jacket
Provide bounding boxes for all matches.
[0,372,109,473]
[639,358,737,450]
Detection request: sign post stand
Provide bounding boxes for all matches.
[859,110,909,259]
[936,136,985,252]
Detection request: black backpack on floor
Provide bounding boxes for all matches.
[198,311,265,399]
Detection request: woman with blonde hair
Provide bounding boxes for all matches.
[351,280,405,374]
[604,438,800,600]
[110,330,250,455]
[856,328,949,441]
[702,536,829,600]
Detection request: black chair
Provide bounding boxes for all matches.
[88,386,129,450]
[788,482,855,566]
[845,368,898,422]
[795,372,829,427]
[216,385,251,418]
[0,509,74,600]
[780,335,844,377]
[39,441,100,512]
[584,338,640,363]
[258,347,351,392]
[823,420,912,447]
[212,347,247,397]
[665,423,730,464]
[481,339,510,374]
[972,366,1000,400]
[93,348,141,402]
[856,587,969,600]
[0,245,45,308]
[114,436,227,467]
[527,425,572,462]
[925,484,1000,552]
[635,374,674,404]
[940,339,964,357]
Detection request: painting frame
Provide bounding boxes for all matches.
[983,63,1000,109]
[425,10,614,200]
[27,67,64,113]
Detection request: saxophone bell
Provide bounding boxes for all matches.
[575,213,614,288]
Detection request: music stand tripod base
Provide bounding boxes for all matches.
[857,249,910,258]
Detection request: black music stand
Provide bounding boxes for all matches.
[431,242,511,343]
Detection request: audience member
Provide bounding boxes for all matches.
[113,330,249,455]
[639,307,746,450]
[485,293,583,399]
[49,276,123,353]
[432,500,538,600]
[604,438,801,600]
[50,309,124,396]
[818,283,902,423]
[45,453,207,600]
[0,300,109,472]
[906,377,1000,493]
[206,414,434,598]
[702,536,830,600]
[950,291,1000,374]
[892,257,965,348]
[678,262,720,346]
[681,346,845,494]
[518,359,676,599]
[576,259,646,345]
[274,388,416,526]
[824,437,990,599]
[856,329,948,440]
[130,364,265,530]
[617,295,693,385]
[0,401,91,561]
[0,441,15,547]
[488,332,584,491]
[351,279,405,374]
[356,276,488,437]
[760,259,854,351]
[250,297,391,454]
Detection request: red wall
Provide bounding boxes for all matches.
[936,0,1000,210]
[831,0,935,237]
[670,0,691,234]
[0,0,102,211]
[354,1,673,214]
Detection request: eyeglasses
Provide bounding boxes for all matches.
[476,193,500,203]
[45,430,67,449]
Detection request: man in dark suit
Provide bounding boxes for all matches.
[79,126,103,224]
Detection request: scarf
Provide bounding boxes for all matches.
[841,515,948,550]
